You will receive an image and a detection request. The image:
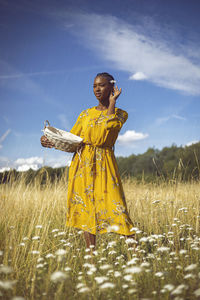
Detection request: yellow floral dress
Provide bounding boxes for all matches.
[66,106,134,235]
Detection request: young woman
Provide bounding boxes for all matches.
[41,72,135,250]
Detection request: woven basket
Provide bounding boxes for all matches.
[43,120,83,153]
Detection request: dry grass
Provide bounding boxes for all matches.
[1,175,200,299]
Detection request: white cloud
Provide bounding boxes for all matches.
[64,12,200,95]
[155,114,186,125]
[0,129,11,149]
[129,72,147,81]
[185,140,199,147]
[15,157,44,165]
[117,130,148,145]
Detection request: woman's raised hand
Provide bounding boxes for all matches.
[109,85,122,103]
[40,135,55,148]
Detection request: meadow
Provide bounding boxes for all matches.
[1,173,200,300]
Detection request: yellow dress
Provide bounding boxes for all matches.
[66,106,134,235]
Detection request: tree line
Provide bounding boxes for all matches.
[0,142,200,184]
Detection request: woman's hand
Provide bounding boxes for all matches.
[107,85,122,115]
[40,135,55,148]
[109,85,122,104]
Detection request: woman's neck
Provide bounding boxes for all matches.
[96,100,109,111]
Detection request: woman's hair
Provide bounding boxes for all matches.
[95,72,115,84]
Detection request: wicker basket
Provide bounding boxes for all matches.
[43,120,83,153]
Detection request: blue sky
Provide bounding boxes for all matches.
[0,0,200,171]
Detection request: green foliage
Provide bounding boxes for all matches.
[1,142,200,184]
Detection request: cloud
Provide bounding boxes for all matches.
[155,114,186,126]
[185,140,199,147]
[64,12,200,95]
[129,72,147,81]
[0,154,72,172]
[0,129,11,149]
[117,130,148,145]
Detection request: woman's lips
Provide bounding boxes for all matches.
[95,93,101,97]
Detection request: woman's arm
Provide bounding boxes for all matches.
[107,85,122,115]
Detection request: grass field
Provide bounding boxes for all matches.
[1,174,200,299]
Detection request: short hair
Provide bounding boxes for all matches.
[95,72,115,84]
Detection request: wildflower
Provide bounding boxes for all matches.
[52,229,59,233]
[107,225,120,232]
[157,247,170,253]
[64,267,71,272]
[128,289,137,294]
[140,262,150,268]
[125,266,142,274]
[124,274,133,281]
[35,225,42,229]
[163,284,175,292]
[0,280,17,290]
[31,251,40,255]
[108,250,117,255]
[46,253,55,259]
[55,249,67,256]
[152,200,160,204]
[140,237,148,243]
[100,264,112,270]
[36,264,44,269]
[11,297,25,300]
[83,263,94,268]
[19,243,25,247]
[95,276,108,284]
[100,282,115,289]
[84,255,92,260]
[185,264,197,271]
[179,249,187,255]
[0,265,13,274]
[194,288,200,297]
[32,236,40,240]
[0,251,3,256]
[122,284,129,289]
[184,274,195,279]
[127,257,139,265]
[114,271,121,277]
[171,284,188,295]
[155,272,164,278]
[89,245,95,249]
[125,238,137,245]
[57,231,65,236]
[107,241,117,247]
[50,271,67,283]
[78,287,90,293]
[22,237,29,241]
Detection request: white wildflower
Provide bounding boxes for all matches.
[114,271,121,277]
[155,272,164,278]
[140,237,148,243]
[57,231,65,236]
[100,282,115,289]
[95,276,108,284]
[0,265,13,274]
[157,247,170,253]
[185,264,197,271]
[122,284,129,289]
[107,225,119,232]
[31,250,40,255]
[125,238,137,245]
[127,257,139,265]
[19,243,25,247]
[36,264,44,269]
[171,284,188,295]
[50,271,67,283]
[100,264,112,270]
[55,249,67,256]
[78,287,90,293]
[46,253,55,259]
[84,255,92,260]
[128,289,137,294]
[140,262,150,268]
[51,229,59,233]
[124,274,133,281]
[35,225,42,229]
[0,251,3,256]
[22,237,29,241]
[64,267,71,272]
[107,241,117,247]
[194,288,200,297]
[184,274,195,279]
[0,280,17,290]
[11,297,25,300]
[152,200,160,204]
[163,284,175,292]
[32,236,40,240]
[125,266,142,274]
[108,250,117,255]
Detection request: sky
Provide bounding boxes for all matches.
[0,0,200,171]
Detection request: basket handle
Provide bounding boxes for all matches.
[44,120,50,129]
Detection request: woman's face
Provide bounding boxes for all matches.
[93,76,113,101]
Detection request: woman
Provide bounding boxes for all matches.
[41,72,135,250]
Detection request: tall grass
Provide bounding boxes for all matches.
[1,173,200,299]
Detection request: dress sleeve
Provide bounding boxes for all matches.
[70,110,88,136]
[105,109,128,131]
